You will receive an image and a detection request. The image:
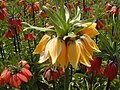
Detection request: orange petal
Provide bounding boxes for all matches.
[81,22,99,37]
[33,34,51,54]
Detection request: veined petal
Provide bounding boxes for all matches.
[77,40,91,67]
[57,40,68,68]
[33,34,51,54]
[80,34,100,55]
[67,41,80,68]
[48,38,62,64]
[81,22,99,37]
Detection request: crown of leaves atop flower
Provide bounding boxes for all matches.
[23,0,98,39]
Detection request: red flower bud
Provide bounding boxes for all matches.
[87,57,103,76]
[104,61,118,81]
[24,33,36,41]
[96,19,106,30]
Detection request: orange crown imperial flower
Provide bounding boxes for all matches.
[0,60,32,88]
[24,5,100,69]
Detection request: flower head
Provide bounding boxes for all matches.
[87,57,103,76]
[24,33,36,41]
[43,67,64,81]
[0,60,32,88]
[104,60,118,81]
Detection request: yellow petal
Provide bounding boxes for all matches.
[67,41,80,68]
[77,40,92,67]
[80,34,100,56]
[33,34,51,54]
[57,40,68,68]
[38,38,52,63]
[81,22,99,37]
[48,38,62,64]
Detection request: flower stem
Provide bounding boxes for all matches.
[70,65,72,90]
[64,66,69,90]
[90,73,94,90]
[0,45,4,63]
[13,35,17,53]
[15,27,21,59]
[32,4,36,47]
[53,80,56,90]
[106,79,111,90]
[28,40,33,62]
[83,0,86,10]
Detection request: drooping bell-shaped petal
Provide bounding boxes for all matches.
[77,40,92,67]
[80,34,100,56]
[67,41,80,68]
[38,38,52,63]
[81,22,99,37]
[87,57,103,76]
[48,38,62,64]
[104,61,118,81]
[57,40,68,68]
[33,34,51,54]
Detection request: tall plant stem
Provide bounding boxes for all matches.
[28,40,33,62]
[53,80,56,90]
[15,28,21,59]
[64,66,69,90]
[106,79,111,90]
[70,65,72,90]
[13,35,17,53]
[0,45,4,63]
[83,0,86,9]
[90,73,94,90]
[32,4,36,47]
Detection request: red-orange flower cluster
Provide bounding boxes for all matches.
[43,67,64,81]
[104,61,118,81]
[0,0,8,20]
[87,57,103,76]
[8,18,23,35]
[96,19,106,30]
[105,3,120,15]
[24,33,36,41]
[0,60,32,88]
[24,1,40,14]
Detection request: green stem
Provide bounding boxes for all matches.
[70,65,72,90]
[53,80,56,90]
[90,73,94,90]
[13,35,17,53]
[28,40,33,62]
[0,45,4,64]
[64,66,69,90]
[106,79,111,90]
[32,4,36,47]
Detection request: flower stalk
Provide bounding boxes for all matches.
[106,79,111,90]
[0,45,4,63]
[28,40,33,62]
[64,66,69,90]
[32,4,36,47]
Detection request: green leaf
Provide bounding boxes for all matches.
[63,32,76,40]
[23,22,55,32]
[43,6,63,27]
[64,5,70,22]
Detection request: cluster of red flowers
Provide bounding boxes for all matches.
[0,60,32,88]
[24,33,36,41]
[104,60,118,81]
[96,19,106,30]
[43,67,64,81]
[87,57,103,76]
[0,0,8,20]
[105,2,120,15]
[87,57,118,81]
[3,18,23,39]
